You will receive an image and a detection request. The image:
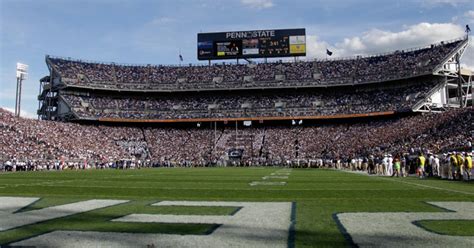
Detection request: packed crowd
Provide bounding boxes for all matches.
[47,38,464,91]
[256,108,472,166]
[1,108,138,162]
[61,81,434,120]
[1,107,471,174]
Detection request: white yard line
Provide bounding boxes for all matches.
[250,169,292,186]
[262,176,288,180]
[18,182,56,187]
[249,181,287,186]
[7,180,68,188]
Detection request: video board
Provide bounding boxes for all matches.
[197,28,306,60]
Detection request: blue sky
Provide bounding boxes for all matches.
[1,0,473,118]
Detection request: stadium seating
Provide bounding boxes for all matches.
[47,38,463,91]
[1,107,471,166]
[39,38,467,123]
[60,80,434,120]
[20,37,470,168]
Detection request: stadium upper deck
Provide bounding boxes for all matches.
[38,37,470,122]
[46,37,465,91]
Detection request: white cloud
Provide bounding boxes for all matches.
[340,37,366,52]
[305,35,331,58]
[306,22,473,70]
[241,0,274,9]
[2,107,36,119]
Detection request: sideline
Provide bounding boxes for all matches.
[339,169,474,196]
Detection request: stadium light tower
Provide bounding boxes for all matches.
[15,63,28,117]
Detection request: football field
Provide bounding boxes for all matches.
[0,168,473,247]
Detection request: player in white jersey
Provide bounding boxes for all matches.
[382,155,389,176]
[350,158,356,171]
[387,154,393,176]
[432,155,440,177]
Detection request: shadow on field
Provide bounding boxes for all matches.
[296,230,353,247]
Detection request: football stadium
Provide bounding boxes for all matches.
[1,1,473,247]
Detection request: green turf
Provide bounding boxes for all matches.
[0,168,473,247]
[417,220,474,236]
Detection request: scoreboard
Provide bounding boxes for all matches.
[197,28,306,60]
